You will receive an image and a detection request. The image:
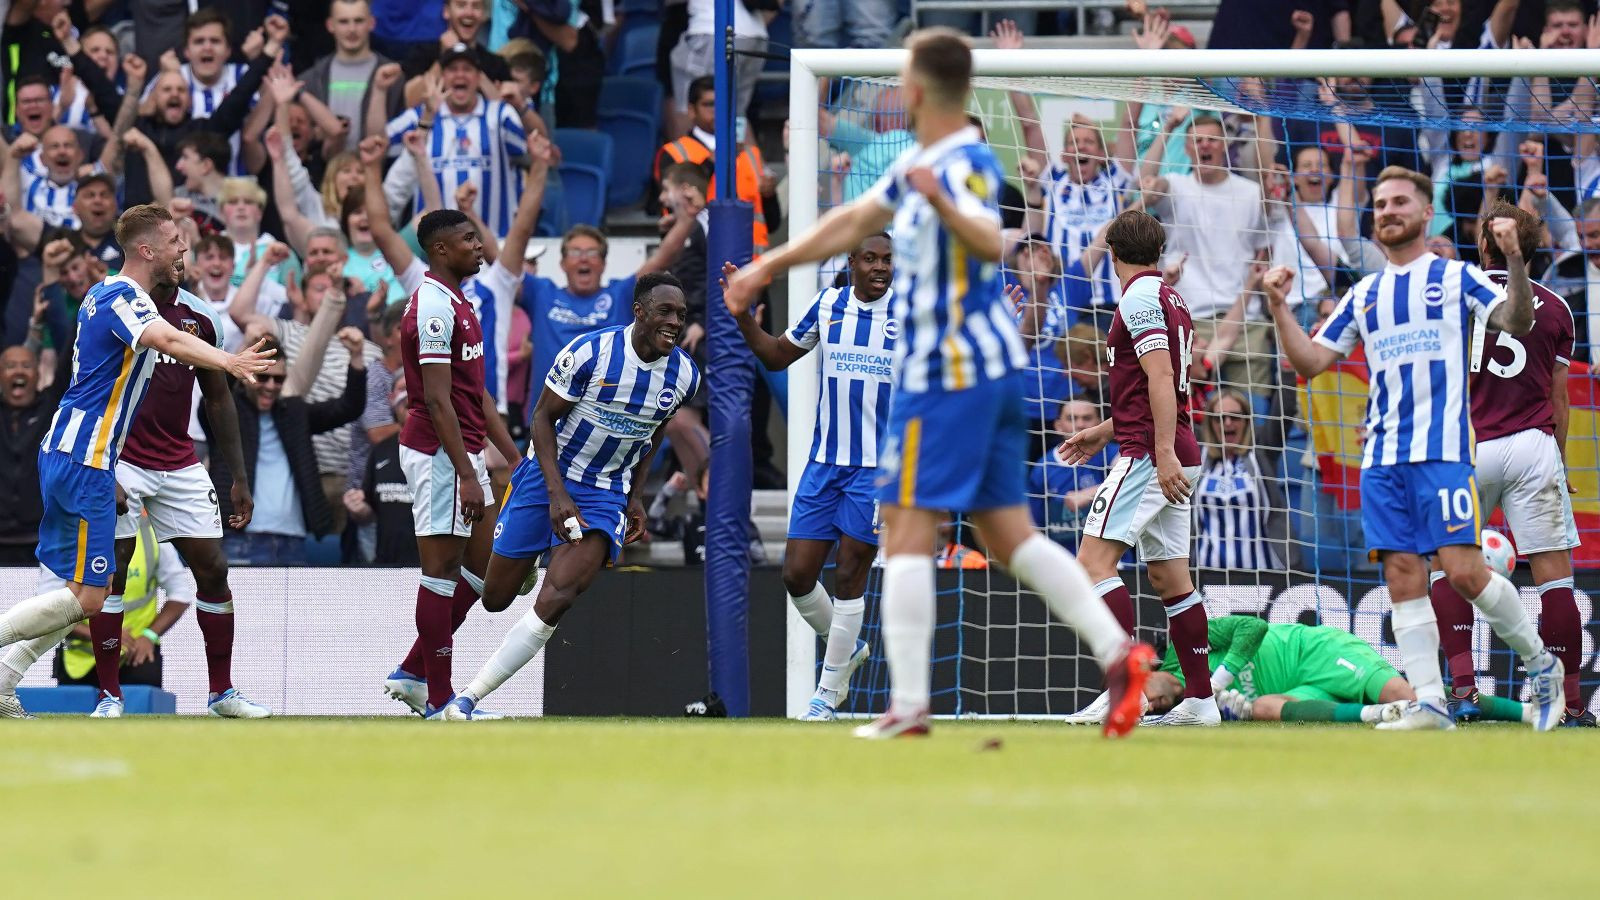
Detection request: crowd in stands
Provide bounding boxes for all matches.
[0,0,1594,575]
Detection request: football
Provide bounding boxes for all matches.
[1481,529,1517,579]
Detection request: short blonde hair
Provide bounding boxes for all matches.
[219,176,267,208]
[1375,165,1432,201]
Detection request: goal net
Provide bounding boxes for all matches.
[783,48,1600,719]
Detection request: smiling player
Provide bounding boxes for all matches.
[442,272,701,720]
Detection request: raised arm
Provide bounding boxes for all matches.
[720,262,808,370]
[284,286,349,398]
[123,129,172,203]
[637,209,698,278]
[1139,105,1187,184]
[724,194,895,314]
[1484,217,1535,336]
[265,127,316,254]
[1262,266,1343,377]
[359,135,419,272]
[497,131,553,272]
[230,246,287,333]
[992,21,1047,176]
[56,12,124,118]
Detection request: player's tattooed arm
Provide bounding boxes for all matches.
[719,263,806,370]
[199,368,253,529]
[530,386,585,541]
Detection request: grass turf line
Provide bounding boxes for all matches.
[2,718,1591,898]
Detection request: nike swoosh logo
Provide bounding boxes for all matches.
[596,380,620,388]
[1360,302,1377,316]
[1445,522,1471,533]
[825,318,846,327]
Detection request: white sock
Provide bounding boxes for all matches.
[0,588,85,648]
[1007,534,1127,668]
[788,582,833,636]
[464,608,555,703]
[1466,572,1550,666]
[881,555,935,712]
[817,596,865,693]
[0,625,74,693]
[1391,598,1446,705]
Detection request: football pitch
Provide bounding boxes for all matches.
[3,718,1591,898]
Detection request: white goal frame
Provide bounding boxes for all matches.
[782,47,1600,718]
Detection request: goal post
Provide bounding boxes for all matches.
[783,47,1600,719]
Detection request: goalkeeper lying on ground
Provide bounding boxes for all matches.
[1067,615,1531,724]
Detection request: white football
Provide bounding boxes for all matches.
[1481,529,1516,579]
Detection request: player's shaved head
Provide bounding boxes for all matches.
[1478,199,1542,269]
[905,27,972,108]
[1105,209,1166,267]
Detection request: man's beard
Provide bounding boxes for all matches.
[1377,218,1425,249]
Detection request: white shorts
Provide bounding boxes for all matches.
[399,446,494,538]
[114,462,223,541]
[1476,429,1580,555]
[1081,455,1201,562]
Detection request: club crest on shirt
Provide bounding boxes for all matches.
[181,318,199,335]
[1423,284,1445,306]
[883,318,900,341]
[595,296,613,315]
[655,387,678,410]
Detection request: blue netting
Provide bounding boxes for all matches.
[802,75,1599,718]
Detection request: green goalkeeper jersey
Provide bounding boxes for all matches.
[1159,616,1355,699]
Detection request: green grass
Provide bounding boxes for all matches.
[3,718,1591,898]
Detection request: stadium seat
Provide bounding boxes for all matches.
[611,22,659,78]
[553,129,613,227]
[537,172,569,237]
[597,77,663,208]
[599,76,663,119]
[598,110,658,208]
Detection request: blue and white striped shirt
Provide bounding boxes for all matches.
[786,285,897,467]
[1045,161,1130,309]
[41,275,163,470]
[466,259,519,414]
[386,98,528,238]
[23,171,80,229]
[542,325,701,493]
[181,63,251,176]
[866,126,1027,394]
[1314,252,1505,468]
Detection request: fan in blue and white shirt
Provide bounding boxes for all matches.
[385,45,528,239]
